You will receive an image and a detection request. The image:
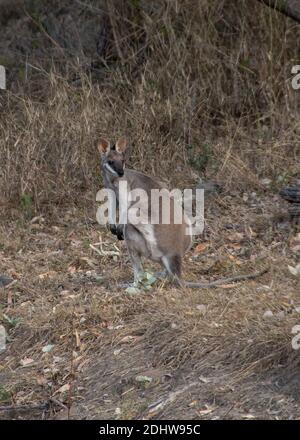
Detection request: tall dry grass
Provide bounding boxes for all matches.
[0,0,299,215]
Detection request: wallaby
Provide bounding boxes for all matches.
[98,137,267,288]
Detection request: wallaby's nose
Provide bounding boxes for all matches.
[118,170,124,177]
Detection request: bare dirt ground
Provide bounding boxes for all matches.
[0,189,299,420]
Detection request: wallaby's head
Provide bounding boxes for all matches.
[98,137,128,178]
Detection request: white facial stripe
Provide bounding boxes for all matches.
[105,163,119,176]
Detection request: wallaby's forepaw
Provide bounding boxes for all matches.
[116,225,124,241]
[109,224,118,236]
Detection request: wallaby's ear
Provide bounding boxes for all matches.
[98,138,110,156]
[115,136,128,154]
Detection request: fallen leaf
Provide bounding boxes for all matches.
[199,376,211,383]
[20,357,35,367]
[227,232,244,242]
[67,265,77,274]
[228,255,242,265]
[229,243,242,250]
[55,383,70,394]
[263,310,274,319]
[80,257,96,268]
[198,404,217,415]
[119,335,138,344]
[36,376,47,386]
[38,271,57,280]
[73,355,84,368]
[288,264,300,277]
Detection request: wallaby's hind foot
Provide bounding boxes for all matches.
[154,269,168,279]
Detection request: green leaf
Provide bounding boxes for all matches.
[42,344,55,353]
[145,274,157,285]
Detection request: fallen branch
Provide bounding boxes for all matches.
[0,403,48,412]
[257,0,300,23]
[182,266,269,289]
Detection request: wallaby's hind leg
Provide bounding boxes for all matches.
[154,269,168,279]
[124,225,148,283]
[161,255,182,279]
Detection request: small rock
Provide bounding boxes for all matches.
[189,400,198,407]
[115,407,122,415]
[263,310,274,319]
[288,264,300,277]
[56,383,70,394]
[260,178,272,186]
[135,375,153,383]
[196,304,207,315]
[20,357,35,367]
[113,349,122,356]
[276,311,285,319]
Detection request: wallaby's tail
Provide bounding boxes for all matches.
[177,266,269,289]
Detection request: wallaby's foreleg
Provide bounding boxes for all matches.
[124,225,147,283]
[107,190,124,239]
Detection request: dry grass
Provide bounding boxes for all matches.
[0,0,300,213]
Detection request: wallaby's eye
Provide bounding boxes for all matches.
[108,160,114,166]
